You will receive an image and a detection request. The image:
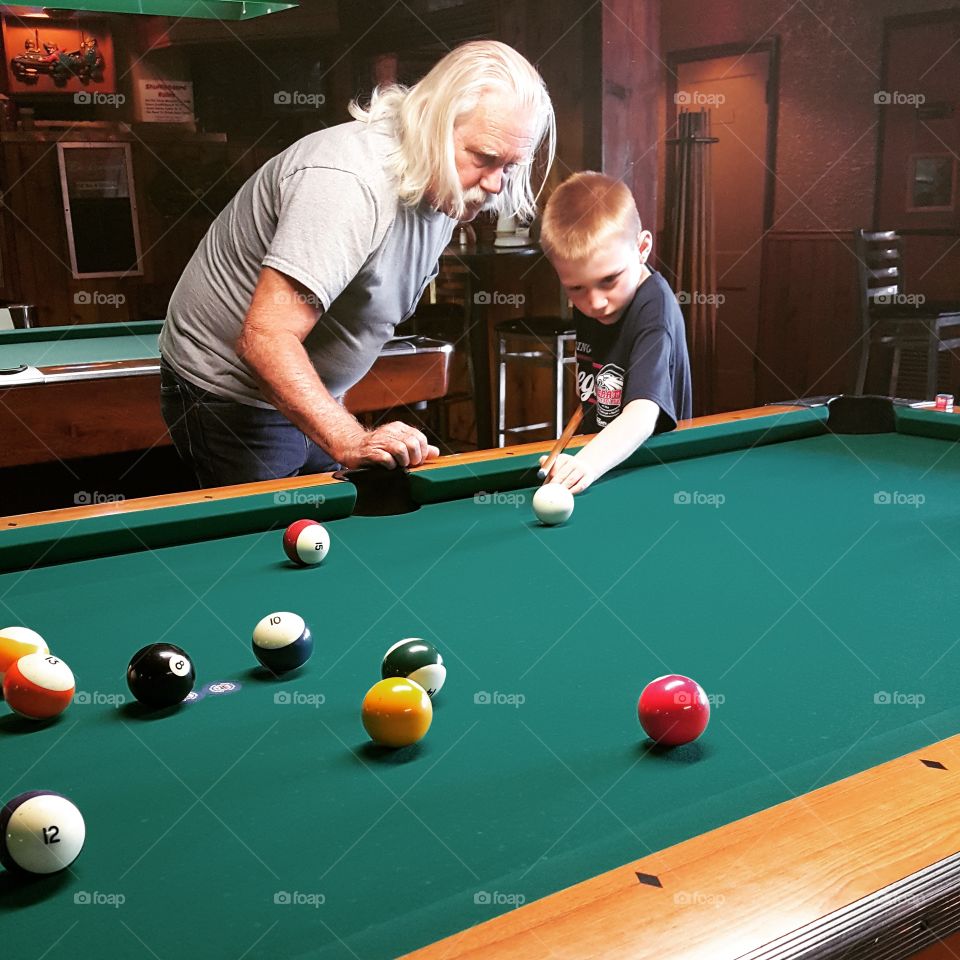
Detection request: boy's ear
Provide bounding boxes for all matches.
[637,230,654,264]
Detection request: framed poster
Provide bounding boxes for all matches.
[907,154,955,212]
[57,143,143,279]
[3,18,116,95]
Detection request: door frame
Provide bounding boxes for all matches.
[666,38,780,232]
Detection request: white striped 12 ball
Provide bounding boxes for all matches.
[0,791,85,874]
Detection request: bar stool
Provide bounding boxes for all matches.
[496,317,577,447]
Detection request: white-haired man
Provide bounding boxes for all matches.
[159,40,555,487]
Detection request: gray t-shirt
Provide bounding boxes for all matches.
[159,120,456,407]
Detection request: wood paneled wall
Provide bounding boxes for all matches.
[0,132,267,327]
[755,231,859,404]
[600,0,659,223]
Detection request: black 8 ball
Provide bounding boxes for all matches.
[126,643,196,708]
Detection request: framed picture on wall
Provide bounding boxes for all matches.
[2,18,116,95]
[57,143,143,280]
[907,154,955,212]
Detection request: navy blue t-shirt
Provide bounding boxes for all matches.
[575,270,692,434]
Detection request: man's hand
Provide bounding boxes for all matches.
[338,421,440,470]
[538,452,596,494]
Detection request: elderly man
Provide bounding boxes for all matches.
[159,40,555,487]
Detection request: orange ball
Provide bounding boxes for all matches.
[3,653,75,720]
[361,678,432,748]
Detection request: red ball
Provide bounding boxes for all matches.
[3,653,75,720]
[282,519,330,566]
[638,674,710,746]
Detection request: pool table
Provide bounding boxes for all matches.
[3,397,960,960]
[0,321,453,468]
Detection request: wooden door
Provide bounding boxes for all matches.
[676,52,771,411]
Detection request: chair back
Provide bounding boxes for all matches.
[855,229,905,329]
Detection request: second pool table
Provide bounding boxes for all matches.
[0,320,453,468]
[1,397,960,959]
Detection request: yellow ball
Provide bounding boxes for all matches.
[361,677,433,748]
[0,627,48,681]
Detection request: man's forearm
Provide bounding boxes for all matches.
[575,399,660,480]
[239,327,363,456]
[235,266,437,471]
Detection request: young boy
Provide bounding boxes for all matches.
[538,171,692,492]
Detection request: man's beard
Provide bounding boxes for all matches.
[461,186,501,218]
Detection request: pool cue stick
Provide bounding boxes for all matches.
[537,406,584,481]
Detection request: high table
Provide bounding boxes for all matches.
[1,397,960,959]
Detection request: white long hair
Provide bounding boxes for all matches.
[349,40,556,222]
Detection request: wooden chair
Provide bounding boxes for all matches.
[854,229,960,398]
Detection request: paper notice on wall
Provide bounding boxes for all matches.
[136,80,194,123]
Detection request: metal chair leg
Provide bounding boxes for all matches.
[855,336,871,395]
[554,335,563,438]
[497,334,507,448]
[889,346,901,398]
[926,321,939,399]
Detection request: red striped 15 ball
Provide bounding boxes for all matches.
[3,653,75,720]
[0,790,85,874]
[282,520,330,567]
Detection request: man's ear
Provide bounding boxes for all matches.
[638,230,654,264]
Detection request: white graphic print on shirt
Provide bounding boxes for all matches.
[595,364,624,426]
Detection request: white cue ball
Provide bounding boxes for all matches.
[532,483,575,526]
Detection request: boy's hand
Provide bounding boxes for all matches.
[538,453,596,494]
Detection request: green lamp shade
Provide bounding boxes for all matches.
[12,1,298,18]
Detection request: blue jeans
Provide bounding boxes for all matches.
[160,359,339,488]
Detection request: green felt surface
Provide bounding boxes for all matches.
[0,321,161,369]
[3,422,960,958]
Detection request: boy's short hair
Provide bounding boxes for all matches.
[540,172,641,261]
